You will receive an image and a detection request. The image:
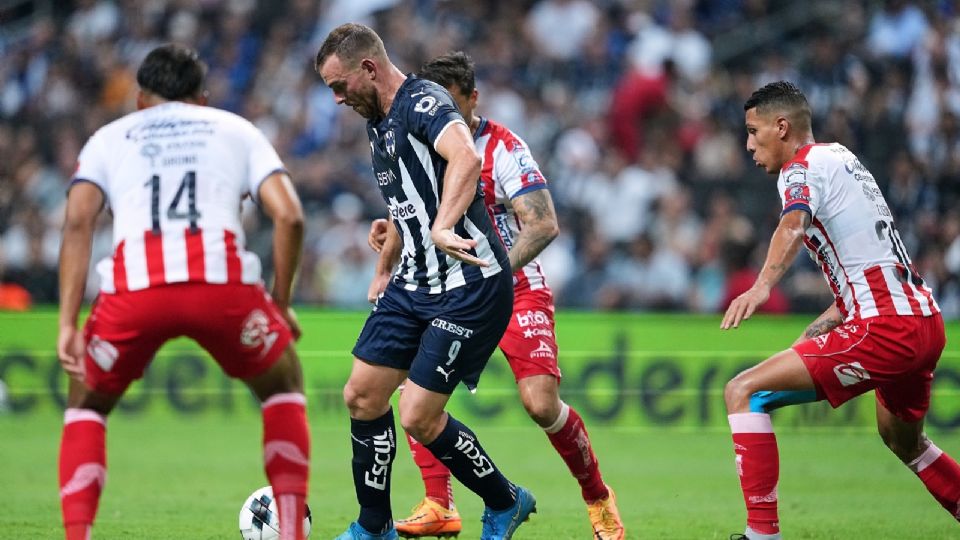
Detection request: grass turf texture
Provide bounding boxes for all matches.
[3,309,959,538]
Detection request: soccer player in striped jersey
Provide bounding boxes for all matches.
[367,51,624,540]
[721,81,957,539]
[57,44,310,540]
[315,24,534,540]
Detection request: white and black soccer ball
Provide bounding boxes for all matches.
[238,486,312,539]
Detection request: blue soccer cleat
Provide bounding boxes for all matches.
[334,521,399,540]
[479,485,536,540]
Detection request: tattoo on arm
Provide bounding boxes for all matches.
[509,189,558,272]
[804,316,843,339]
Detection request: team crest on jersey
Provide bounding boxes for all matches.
[834,361,871,387]
[87,336,119,372]
[384,129,396,158]
[240,309,277,357]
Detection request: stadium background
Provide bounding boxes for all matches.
[2,0,960,538]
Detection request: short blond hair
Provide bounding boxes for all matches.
[315,23,387,71]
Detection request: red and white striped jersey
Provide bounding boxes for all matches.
[73,102,285,293]
[778,143,939,320]
[474,117,551,295]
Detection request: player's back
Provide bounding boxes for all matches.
[781,143,938,320]
[74,102,284,293]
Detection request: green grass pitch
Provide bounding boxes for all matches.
[2,309,959,538]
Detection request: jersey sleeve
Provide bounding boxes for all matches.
[72,129,110,199]
[403,82,466,151]
[243,121,286,203]
[778,161,822,218]
[493,130,548,199]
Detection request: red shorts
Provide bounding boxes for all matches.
[82,282,292,395]
[499,289,562,382]
[793,314,945,422]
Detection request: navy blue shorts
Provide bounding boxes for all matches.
[352,271,513,394]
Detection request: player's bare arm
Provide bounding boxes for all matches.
[259,171,305,340]
[509,188,559,272]
[721,209,810,330]
[793,303,843,345]
[58,182,104,380]
[368,216,401,303]
[431,121,486,266]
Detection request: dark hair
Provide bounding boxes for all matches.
[744,81,812,131]
[136,44,207,101]
[419,51,476,95]
[315,23,387,71]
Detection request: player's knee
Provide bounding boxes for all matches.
[724,375,753,412]
[400,409,444,443]
[879,427,927,462]
[521,394,561,427]
[342,381,387,419]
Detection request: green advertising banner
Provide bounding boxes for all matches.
[2,309,958,432]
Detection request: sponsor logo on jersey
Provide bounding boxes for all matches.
[377,169,396,186]
[531,339,555,359]
[413,95,440,116]
[516,310,550,328]
[87,336,119,372]
[435,365,455,383]
[389,201,417,220]
[431,318,475,338]
[813,334,829,349]
[522,327,554,339]
[494,214,514,249]
[834,361,871,387]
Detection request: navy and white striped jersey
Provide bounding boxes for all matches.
[367,75,508,294]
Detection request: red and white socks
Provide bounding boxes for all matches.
[262,393,310,540]
[907,440,960,521]
[60,408,107,540]
[728,412,780,537]
[405,431,454,508]
[543,402,608,503]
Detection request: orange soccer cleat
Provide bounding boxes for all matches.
[394,498,462,538]
[587,485,625,540]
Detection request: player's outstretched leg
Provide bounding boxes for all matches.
[394,431,461,538]
[518,375,623,539]
[60,408,107,540]
[877,399,960,521]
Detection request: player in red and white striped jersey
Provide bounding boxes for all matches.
[721,81,956,540]
[57,45,310,540]
[368,52,624,540]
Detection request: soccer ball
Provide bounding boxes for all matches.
[238,486,312,539]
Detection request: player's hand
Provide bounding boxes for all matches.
[721,285,770,330]
[367,272,391,303]
[281,306,302,341]
[367,219,390,253]
[57,325,86,381]
[431,227,488,267]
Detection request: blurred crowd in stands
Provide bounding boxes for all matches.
[1,0,958,318]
